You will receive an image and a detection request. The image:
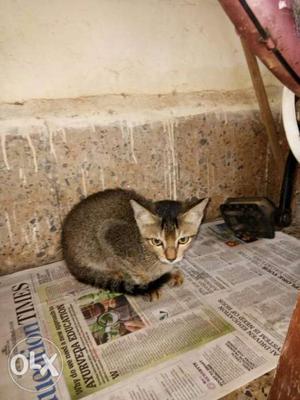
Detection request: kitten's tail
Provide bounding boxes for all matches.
[67,262,171,295]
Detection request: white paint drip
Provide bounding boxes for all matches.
[163,154,169,198]
[81,167,88,197]
[167,119,177,200]
[21,227,30,245]
[119,121,125,140]
[45,122,58,161]
[46,217,52,230]
[60,127,67,144]
[99,165,106,190]
[168,157,172,199]
[5,212,13,246]
[163,119,177,200]
[119,121,138,164]
[31,224,38,244]
[25,132,38,172]
[1,134,10,170]
[19,167,27,185]
[128,122,137,164]
[165,143,172,199]
[163,121,172,198]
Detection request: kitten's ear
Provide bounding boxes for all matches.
[130,200,160,235]
[179,198,209,234]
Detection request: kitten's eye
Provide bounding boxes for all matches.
[150,238,163,246]
[178,236,190,245]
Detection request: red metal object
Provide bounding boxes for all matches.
[219,0,300,97]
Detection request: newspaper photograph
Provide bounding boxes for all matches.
[1,221,299,400]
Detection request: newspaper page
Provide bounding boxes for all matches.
[0,221,299,400]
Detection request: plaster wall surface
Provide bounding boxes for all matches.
[0,0,279,102]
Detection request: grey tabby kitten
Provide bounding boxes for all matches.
[62,189,209,298]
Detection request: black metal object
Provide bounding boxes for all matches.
[276,150,298,227]
[220,197,276,239]
[220,150,298,239]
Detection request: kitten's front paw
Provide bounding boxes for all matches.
[168,270,184,287]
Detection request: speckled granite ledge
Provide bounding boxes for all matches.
[0,88,285,274]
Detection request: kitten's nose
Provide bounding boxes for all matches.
[165,248,176,261]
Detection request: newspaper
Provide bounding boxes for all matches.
[1,221,299,400]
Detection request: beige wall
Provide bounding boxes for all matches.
[0,0,279,102]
